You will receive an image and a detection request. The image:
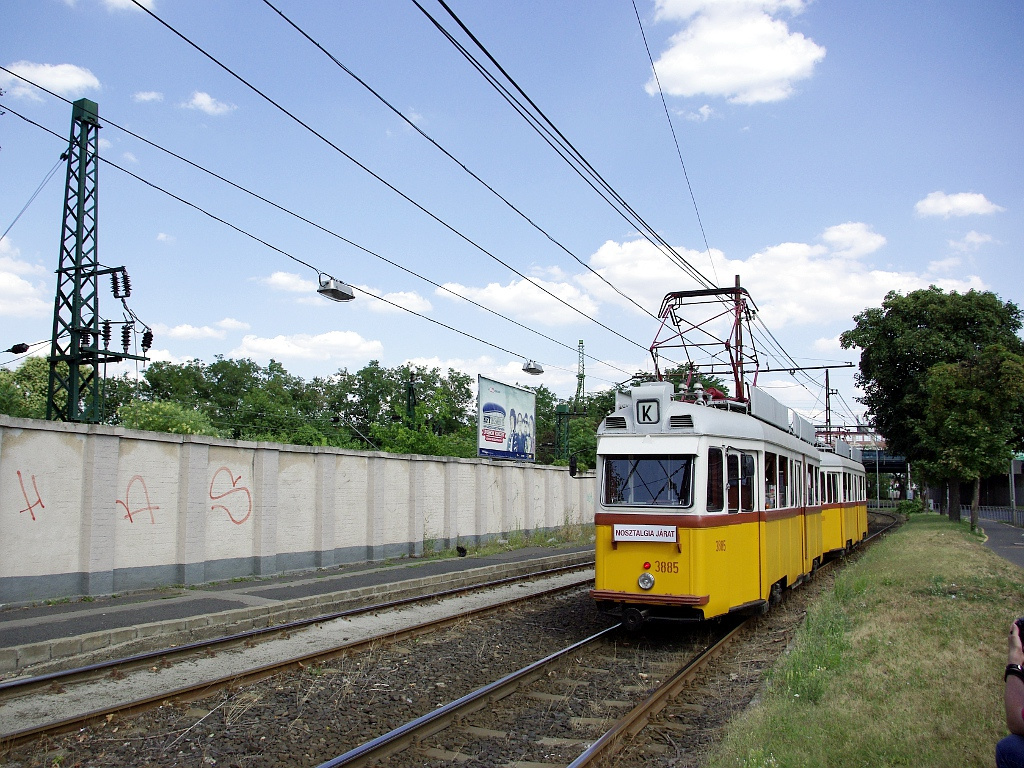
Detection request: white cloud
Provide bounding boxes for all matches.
[153,323,227,340]
[132,90,163,102]
[0,61,100,100]
[949,230,994,252]
[580,224,985,331]
[103,0,155,10]
[358,287,433,314]
[819,222,886,258]
[927,256,961,274]
[181,91,236,116]
[260,271,317,293]
[648,1,825,104]
[122,151,138,163]
[577,238,720,315]
[217,317,250,331]
[0,238,49,318]
[152,317,250,340]
[156,232,175,243]
[684,104,716,122]
[230,331,383,363]
[914,191,1005,218]
[438,278,599,326]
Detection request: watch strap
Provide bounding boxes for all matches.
[1005,664,1024,682]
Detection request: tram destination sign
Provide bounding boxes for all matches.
[613,524,678,542]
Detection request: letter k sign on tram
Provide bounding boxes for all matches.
[636,399,660,425]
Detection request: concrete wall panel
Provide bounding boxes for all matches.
[114,438,181,572]
[0,427,85,579]
[0,416,594,604]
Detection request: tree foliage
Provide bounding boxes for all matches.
[841,287,1024,523]
[841,287,1024,461]
[0,354,625,467]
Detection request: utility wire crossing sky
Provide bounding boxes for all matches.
[1,0,1020,427]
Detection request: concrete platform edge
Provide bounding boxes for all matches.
[0,550,594,678]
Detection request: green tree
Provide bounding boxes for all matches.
[913,346,1024,527]
[841,287,1024,519]
[119,399,221,436]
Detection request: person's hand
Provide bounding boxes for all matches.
[1008,621,1024,667]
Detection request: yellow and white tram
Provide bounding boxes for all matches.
[590,380,866,628]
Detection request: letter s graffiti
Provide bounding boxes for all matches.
[209,467,252,525]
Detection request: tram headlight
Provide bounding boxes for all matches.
[638,572,655,590]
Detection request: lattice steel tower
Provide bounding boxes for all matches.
[46,99,147,422]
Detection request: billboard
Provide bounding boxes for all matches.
[477,375,536,461]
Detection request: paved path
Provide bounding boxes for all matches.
[980,517,1024,571]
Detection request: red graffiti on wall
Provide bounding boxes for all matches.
[116,475,160,524]
[209,467,252,525]
[17,471,44,521]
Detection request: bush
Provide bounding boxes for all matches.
[896,498,926,515]
[119,400,221,436]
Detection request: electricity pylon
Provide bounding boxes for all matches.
[46,99,148,422]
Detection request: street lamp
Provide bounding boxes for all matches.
[522,360,544,375]
[317,274,355,302]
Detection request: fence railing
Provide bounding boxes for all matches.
[976,506,1024,527]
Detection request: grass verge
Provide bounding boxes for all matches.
[709,514,1024,768]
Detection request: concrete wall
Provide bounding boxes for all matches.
[0,416,595,604]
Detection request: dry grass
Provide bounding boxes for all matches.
[708,514,1024,768]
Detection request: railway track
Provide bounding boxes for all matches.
[317,512,902,768]
[0,565,593,749]
[319,618,747,768]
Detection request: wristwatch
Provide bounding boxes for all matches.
[1005,664,1024,682]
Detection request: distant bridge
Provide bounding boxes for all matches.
[858,449,909,474]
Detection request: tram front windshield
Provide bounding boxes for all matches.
[603,455,695,508]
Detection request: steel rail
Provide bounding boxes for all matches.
[1,574,594,748]
[0,559,593,698]
[568,618,748,766]
[315,624,623,768]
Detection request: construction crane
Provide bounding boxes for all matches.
[46,99,150,422]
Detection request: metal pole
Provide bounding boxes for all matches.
[875,446,880,509]
[1011,459,1018,527]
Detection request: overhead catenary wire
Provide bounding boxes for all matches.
[0,80,635,381]
[125,0,649,356]
[0,101,634,387]
[1,156,64,244]
[259,0,658,323]
[630,0,719,285]
[412,0,718,291]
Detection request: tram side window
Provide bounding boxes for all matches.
[778,455,790,508]
[726,452,739,512]
[806,463,815,506]
[843,472,851,502]
[741,453,755,512]
[707,448,724,512]
[765,452,777,509]
[604,455,695,508]
[796,460,803,507]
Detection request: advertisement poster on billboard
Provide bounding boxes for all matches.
[477,375,536,461]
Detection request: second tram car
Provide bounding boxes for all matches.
[591,380,867,628]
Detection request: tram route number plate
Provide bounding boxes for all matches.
[613,524,677,542]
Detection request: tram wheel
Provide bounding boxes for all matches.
[623,607,647,632]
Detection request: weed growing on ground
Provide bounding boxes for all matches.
[710,515,1024,768]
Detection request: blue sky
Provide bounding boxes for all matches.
[1,0,1020,427]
